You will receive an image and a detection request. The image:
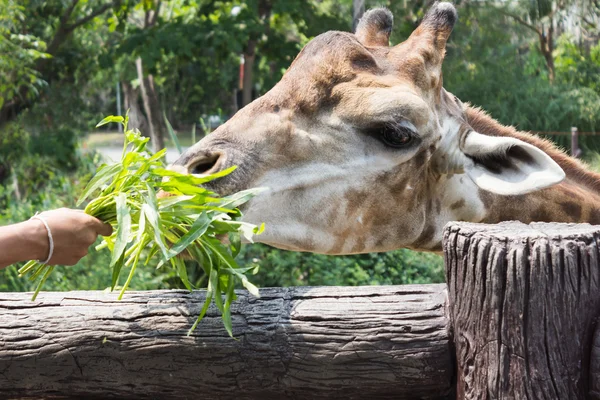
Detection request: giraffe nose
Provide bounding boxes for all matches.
[188,152,223,175]
[171,147,226,176]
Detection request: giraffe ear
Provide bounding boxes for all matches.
[405,2,457,53]
[355,8,393,47]
[460,131,565,195]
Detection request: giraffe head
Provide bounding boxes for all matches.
[171,2,565,253]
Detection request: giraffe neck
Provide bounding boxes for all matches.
[478,179,600,225]
[418,173,600,253]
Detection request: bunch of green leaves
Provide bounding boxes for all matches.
[18,114,264,335]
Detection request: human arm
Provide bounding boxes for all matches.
[0,208,113,269]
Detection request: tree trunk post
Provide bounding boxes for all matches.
[242,41,256,107]
[122,81,148,134]
[444,221,600,399]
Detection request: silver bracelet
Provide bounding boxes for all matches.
[30,213,54,264]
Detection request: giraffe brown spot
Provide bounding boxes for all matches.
[589,208,600,225]
[413,148,428,167]
[351,241,366,253]
[413,224,436,249]
[479,190,494,209]
[560,201,582,220]
[390,176,410,196]
[450,199,465,210]
[329,226,356,254]
[530,209,551,222]
[344,188,370,211]
[430,76,438,88]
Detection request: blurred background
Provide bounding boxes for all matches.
[1,0,599,292]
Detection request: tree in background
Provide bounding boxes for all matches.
[490,0,600,82]
[0,0,122,126]
[133,0,165,151]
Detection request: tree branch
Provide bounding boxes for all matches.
[148,1,162,27]
[496,8,542,36]
[65,1,121,33]
[60,0,80,26]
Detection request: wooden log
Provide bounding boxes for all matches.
[444,221,600,400]
[591,325,600,399]
[0,285,452,399]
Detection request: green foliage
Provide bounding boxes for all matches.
[238,245,445,287]
[555,34,600,95]
[0,0,49,109]
[0,123,29,165]
[19,115,263,334]
[440,6,600,136]
[29,128,79,169]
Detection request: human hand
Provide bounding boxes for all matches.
[28,208,113,266]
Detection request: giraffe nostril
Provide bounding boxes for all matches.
[190,153,221,175]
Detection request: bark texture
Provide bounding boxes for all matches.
[592,324,600,399]
[122,81,148,133]
[0,285,452,400]
[444,221,600,400]
[135,57,164,152]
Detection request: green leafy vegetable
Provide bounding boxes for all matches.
[18,114,264,335]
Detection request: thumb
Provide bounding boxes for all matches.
[90,217,113,237]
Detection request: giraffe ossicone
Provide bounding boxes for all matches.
[172,2,600,254]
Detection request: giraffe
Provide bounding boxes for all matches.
[171,2,600,255]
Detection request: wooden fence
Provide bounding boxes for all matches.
[1,221,600,399]
[533,127,598,158]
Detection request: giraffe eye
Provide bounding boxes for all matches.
[380,125,415,148]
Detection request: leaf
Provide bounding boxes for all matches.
[111,252,125,291]
[96,115,125,128]
[142,203,169,260]
[187,265,215,335]
[154,165,237,185]
[158,194,194,210]
[118,240,143,300]
[158,181,215,196]
[222,278,236,338]
[173,257,192,291]
[217,187,267,210]
[142,182,169,260]
[210,267,224,313]
[188,292,212,336]
[137,206,146,243]
[164,113,182,154]
[110,193,131,270]
[240,276,260,298]
[77,163,121,206]
[229,231,241,257]
[167,212,211,259]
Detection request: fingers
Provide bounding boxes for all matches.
[92,219,114,237]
